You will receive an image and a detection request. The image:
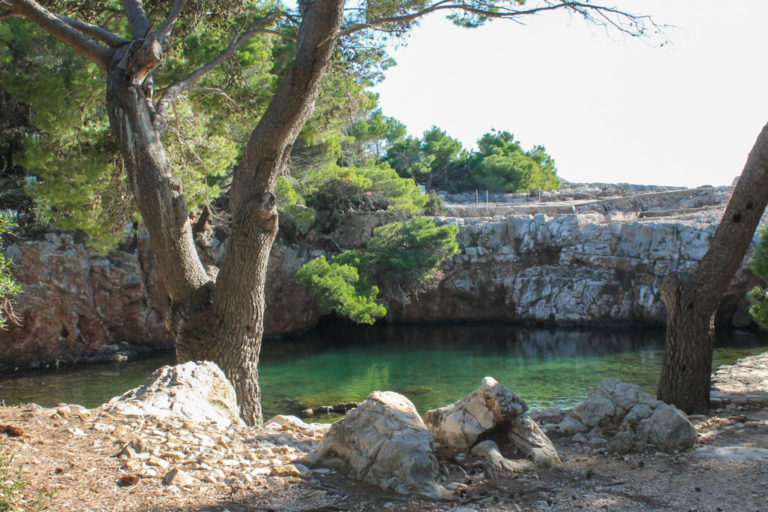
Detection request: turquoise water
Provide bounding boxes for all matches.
[1,323,766,417]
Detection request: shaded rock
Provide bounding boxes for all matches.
[637,405,697,453]
[557,415,588,435]
[573,378,695,453]
[304,391,448,498]
[423,376,527,449]
[506,415,561,467]
[470,440,531,476]
[104,361,243,427]
[607,432,636,454]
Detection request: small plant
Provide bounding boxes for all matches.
[0,449,54,512]
[0,451,28,512]
[422,190,447,215]
[0,213,21,329]
[748,227,768,327]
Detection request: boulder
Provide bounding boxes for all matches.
[423,376,527,449]
[424,377,560,468]
[573,378,695,452]
[304,391,448,498]
[104,361,243,427]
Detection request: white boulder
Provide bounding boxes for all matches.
[304,391,448,498]
[104,361,243,427]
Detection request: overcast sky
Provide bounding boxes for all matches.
[371,1,768,187]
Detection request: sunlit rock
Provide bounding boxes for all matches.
[104,361,243,427]
[304,391,449,498]
[424,377,560,468]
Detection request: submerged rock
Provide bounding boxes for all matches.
[572,378,696,453]
[104,361,243,427]
[304,391,448,498]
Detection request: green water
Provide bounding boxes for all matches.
[1,323,767,418]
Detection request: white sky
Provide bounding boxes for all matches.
[370,1,768,187]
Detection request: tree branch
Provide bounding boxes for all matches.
[56,13,128,48]
[155,0,188,39]
[122,0,151,39]
[6,0,113,68]
[338,0,661,40]
[189,86,238,107]
[155,14,285,120]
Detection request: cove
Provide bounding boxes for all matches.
[1,323,767,418]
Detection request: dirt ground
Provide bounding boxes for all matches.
[1,400,766,512]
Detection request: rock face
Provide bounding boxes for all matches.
[0,231,172,368]
[0,184,760,368]
[569,378,696,453]
[304,391,448,498]
[104,361,243,427]
[424,377,560,468]
[388,205,760,327]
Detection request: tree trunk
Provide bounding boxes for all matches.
[205,0,345,425]
[101,0,345,426]
[657,275,715,413]
[658,122,768,413]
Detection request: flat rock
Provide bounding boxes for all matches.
[695,445,768,461]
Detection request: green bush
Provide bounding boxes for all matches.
[297,216,459,323]
[296,255,386,324]
[0,213,20,329]
[299,162,426,214]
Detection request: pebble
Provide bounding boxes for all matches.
[163,468,194,487]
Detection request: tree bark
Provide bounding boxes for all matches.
[658,122,768,413]
[178,0,346,425]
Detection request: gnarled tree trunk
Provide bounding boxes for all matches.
[658,122,768,413]
[103,0,345,425]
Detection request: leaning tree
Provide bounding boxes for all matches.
[0,0,656,425]
[657,124,768,413]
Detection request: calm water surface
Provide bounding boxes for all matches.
[1,323,766,418]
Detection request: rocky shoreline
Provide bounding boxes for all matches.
[1,353,766,511]
[1,183,765,370]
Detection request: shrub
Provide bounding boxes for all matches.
[297,216,459,323]
[296,255,386,324]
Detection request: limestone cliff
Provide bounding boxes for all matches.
[0,184,761,368]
